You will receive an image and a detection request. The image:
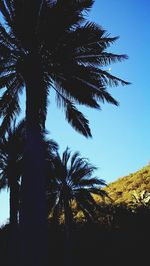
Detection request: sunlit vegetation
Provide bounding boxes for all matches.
[104,164,150,206]
[56,164,150,223]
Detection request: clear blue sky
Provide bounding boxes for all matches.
[0,0,150,226]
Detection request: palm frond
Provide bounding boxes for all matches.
[71,163,97,183]
[0,95,21,137]
[95,68,131,87]
[66,102,92,138]
[0,1,12,27]
[62,147,71,169]
[78,177,106,187]
[53,63,119,108]
[54,75,101,109]
[0,76,23,136]
[0,22,19,51]
[0,118,26,196]
[89,187,108,198]
[76,195,97,222]
[76,52,128,66]
[60,22,118,53]
[0,177,7,190]
[70,151,81,170]
[43,138,58,157]
[54,85,92,138]
[0,73,16,90]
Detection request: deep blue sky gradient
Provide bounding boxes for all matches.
[46,0,150,180]
[0,0,150,226]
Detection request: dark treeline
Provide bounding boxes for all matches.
[0,204,150,266]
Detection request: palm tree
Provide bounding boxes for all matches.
[0,120,26,266]
[47,148,107,266]
[0,120,58,226]
[47,148,107,229]
[0,120,58,266]
[0,1,130,265]
[0,120,25,226]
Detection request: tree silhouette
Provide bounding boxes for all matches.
[47,148,107,228]
[0,1,130,265]
[0,120,25,266]
[0,120,58,224]
[47,147,107,266]
[0,119,58,266]
[0,120,25,226]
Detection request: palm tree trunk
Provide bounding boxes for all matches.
[9,177,20,266]
[63,195,73,266]
[10,181,19,226]
[20,73,48,266]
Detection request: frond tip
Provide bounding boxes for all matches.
[66,102,92,138]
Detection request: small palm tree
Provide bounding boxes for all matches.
[0,120,25,226]
[0,120,58,226]
[47,148,107,266]
[0,121,58,266]
[47,148,107,228]
[0,120,26,266]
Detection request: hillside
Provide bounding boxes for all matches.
[104,164,150,205]
[48,165,150,223]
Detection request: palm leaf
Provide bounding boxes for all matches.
[78,177,106,187]
[0,1,12,27]
[66,102,92,138]
[62,147,71,169]
[75,195,97,222]
[0,177,7,190]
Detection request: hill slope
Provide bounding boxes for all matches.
[104,164,150,205]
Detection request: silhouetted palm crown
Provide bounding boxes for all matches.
[0,119,58,227]
[0,120,26,226]
[47,148,107,222]
[0,0,129,137]
[0,120,25,190]
[0,120,57,189]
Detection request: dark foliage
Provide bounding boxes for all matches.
[47,148,107,224]
[0,120,58,223]
[0,0,130,137]
[0,205,149,266]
